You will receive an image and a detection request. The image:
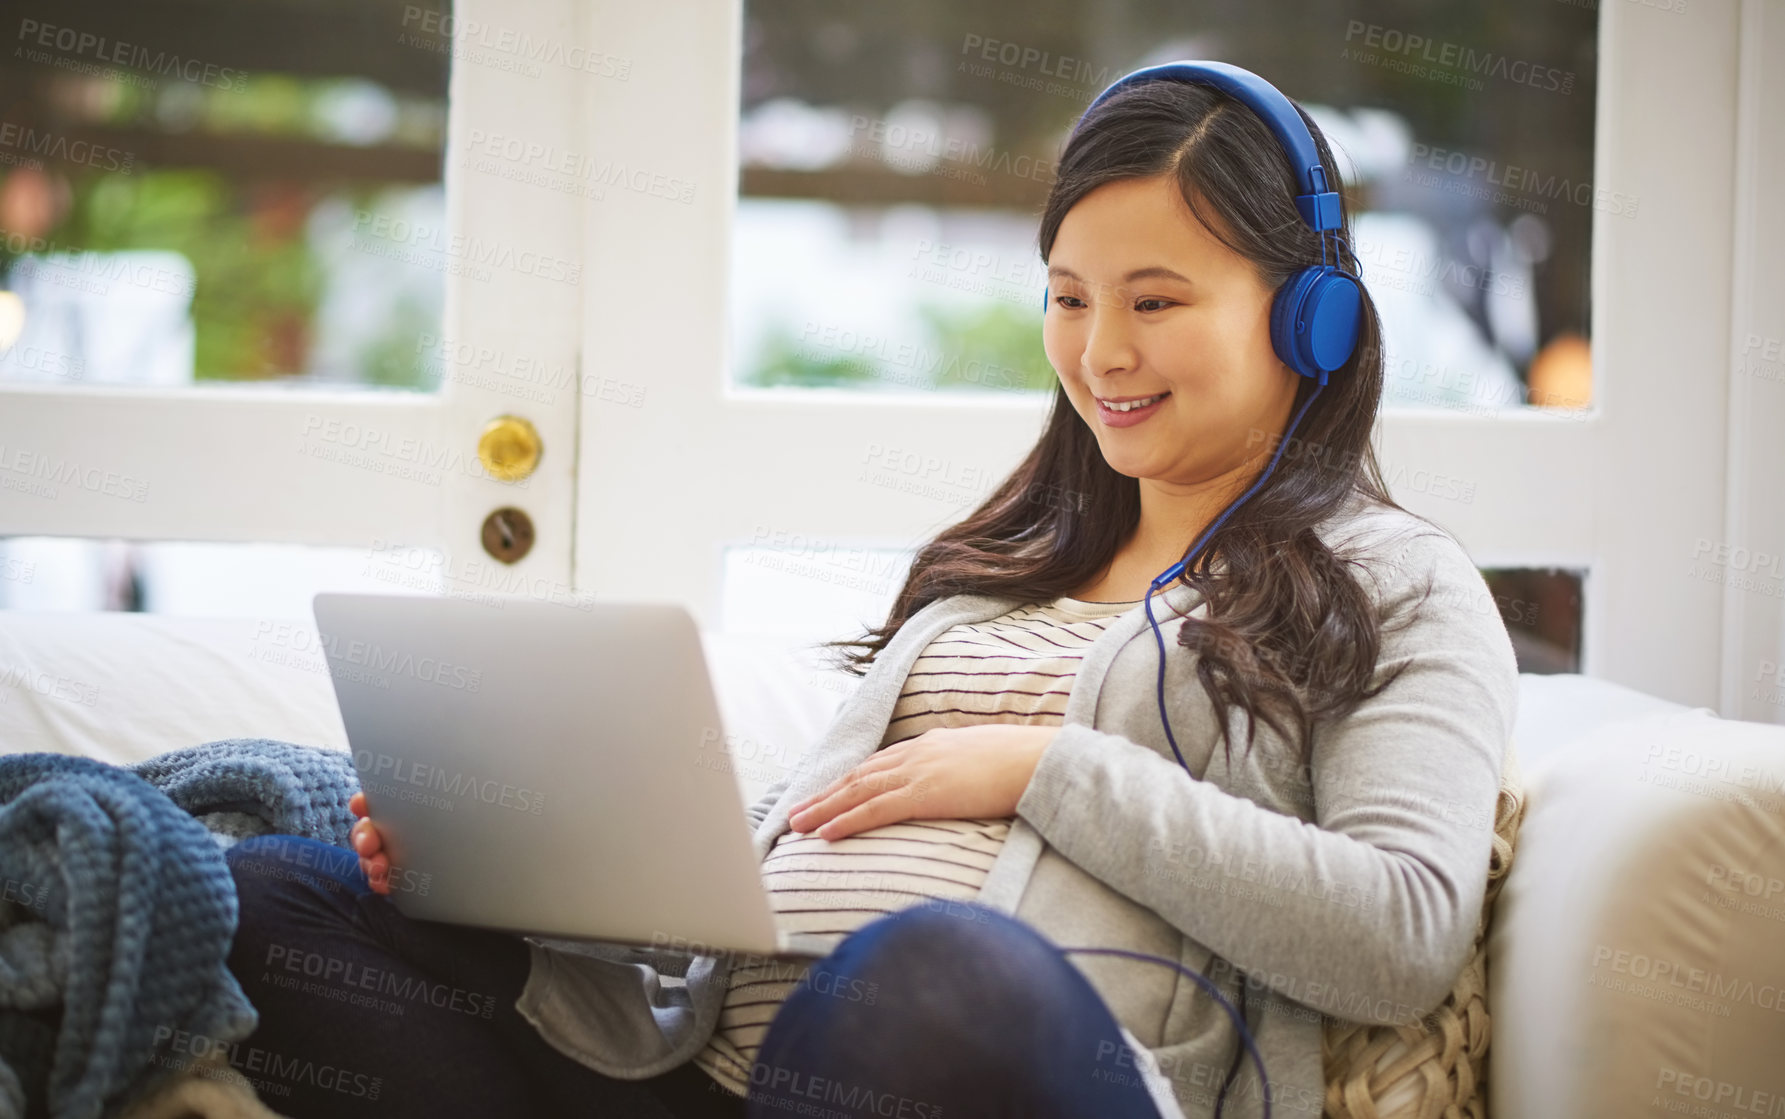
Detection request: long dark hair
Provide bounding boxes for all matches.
[821,75,1440,767]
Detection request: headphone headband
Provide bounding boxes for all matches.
[1073,60,1342,233]
[1053,58,1361,384]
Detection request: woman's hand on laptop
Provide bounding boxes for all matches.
[348,792,393,895]
[785,724,1057,842]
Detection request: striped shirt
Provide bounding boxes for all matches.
[693,592,1143,1096]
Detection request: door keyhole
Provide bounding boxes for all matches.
[480,506,535,564]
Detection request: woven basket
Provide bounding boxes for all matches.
[1320,752,1527,1119]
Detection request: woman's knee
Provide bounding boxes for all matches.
[842,900,1062,976]
[817,900,1082,1032]
[754,902,1122,1113]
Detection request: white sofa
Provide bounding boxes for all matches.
[1,610,1780,1119]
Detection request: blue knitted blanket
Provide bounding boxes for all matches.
[0,740,360,1119]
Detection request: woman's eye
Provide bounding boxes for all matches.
[1052,294,1172,311]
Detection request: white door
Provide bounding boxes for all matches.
[0,0,585,593]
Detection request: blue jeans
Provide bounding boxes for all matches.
[746,897,1169,1119]
[220,836,1166,1119]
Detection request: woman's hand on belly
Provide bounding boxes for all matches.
[785,724,1057,841]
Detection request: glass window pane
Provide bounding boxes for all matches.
[1482,567,1582,673]
[0,6,450,389]
[730,1,1596,414]
[0,536,445,615]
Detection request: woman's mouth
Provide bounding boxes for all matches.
[1096,392,1170,427]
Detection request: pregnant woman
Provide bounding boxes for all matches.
[223,61,1518,1119]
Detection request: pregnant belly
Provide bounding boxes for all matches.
[755,815,1013,937]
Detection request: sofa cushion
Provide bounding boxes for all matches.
[0,611,852,809]
[1488,707,1785,1118]
[1510,671,1687,774]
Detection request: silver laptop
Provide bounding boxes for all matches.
[311,590,833,960]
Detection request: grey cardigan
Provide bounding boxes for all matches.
[513,496,1520,1119]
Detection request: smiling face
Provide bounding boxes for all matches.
[1043,173,1301,494]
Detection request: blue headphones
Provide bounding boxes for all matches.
[1042,60,1362,387]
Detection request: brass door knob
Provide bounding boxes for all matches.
[477,415,542,481]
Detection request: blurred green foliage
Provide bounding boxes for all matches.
[743,298,1055,392]
[917,301,1055,392]
[744,319,882,388]
[358,291,440,390]
[52,169,323,381]
[0,69,446,384]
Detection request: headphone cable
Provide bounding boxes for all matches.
[1097,377,1324,1118]
[1056,945,1270,1119]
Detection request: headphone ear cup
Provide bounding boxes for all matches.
[1270,268,1323,379]
[1271,266,1362,382]
[1301,268,1362,375]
